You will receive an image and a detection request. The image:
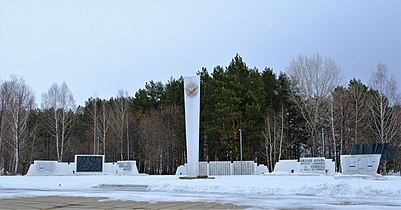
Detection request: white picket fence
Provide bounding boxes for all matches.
[176,161,268,176]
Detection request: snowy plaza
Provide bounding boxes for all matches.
[1,174,401,209]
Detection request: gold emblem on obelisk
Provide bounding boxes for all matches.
[185,82,199,97]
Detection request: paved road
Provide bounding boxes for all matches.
[0,196,248,209]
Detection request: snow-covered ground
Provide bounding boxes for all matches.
[1,174,401,209]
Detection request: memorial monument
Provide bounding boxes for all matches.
[26,155,139,176]
[183,75,200,177]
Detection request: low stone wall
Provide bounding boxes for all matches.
[26,161,75,176]
[273,160,300,173]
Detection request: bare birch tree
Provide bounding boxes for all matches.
[368,64,400,145]
[329,86,353,171]
[99,100,111,156]
[261,112,275,171]
[41,82,76,162]
[368,64,401,173]
[287,54,342,156]
[112,90,129,160]
[348,79,369,144]
[261,106,289,172]
[0,80,5,166]
[1,76,35,174]
[86,98,100,154]
[137,111,155,173]
[86,98,111,156]
[92,99,98,154]
[137,108,168,174]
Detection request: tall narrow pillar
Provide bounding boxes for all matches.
[184,76,200,177]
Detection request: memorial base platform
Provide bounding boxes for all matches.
[179,175,215,180]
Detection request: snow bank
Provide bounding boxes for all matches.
[1,174,400,199]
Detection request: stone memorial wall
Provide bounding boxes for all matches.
[76,155,104,173]
[273,158,335,174]
[26,156,139,176]
[300,157,326,173]
[176,161,268,176]
[340,154,381,175]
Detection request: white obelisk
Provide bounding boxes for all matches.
[184,75,200,177]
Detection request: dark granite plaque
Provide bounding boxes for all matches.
[76,155,103,172]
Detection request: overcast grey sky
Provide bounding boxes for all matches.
[1,0,400,106]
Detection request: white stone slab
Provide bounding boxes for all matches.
[340,154,381,175]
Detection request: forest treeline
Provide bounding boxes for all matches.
[1,54,400,175]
